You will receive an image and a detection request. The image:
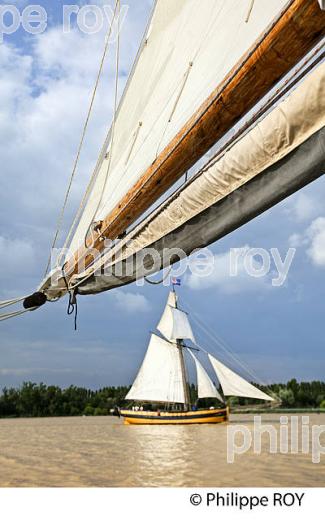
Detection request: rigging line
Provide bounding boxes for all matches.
[84,0,121,243]
[183,301,272,388]
[245,0,255,23]
[0,296,28,309]
[155,62,193,159]
[43,0,120,276]
[60,0,122,285]
[125,121,143,166]
[0,307,38,322]
[145,267,172,285]
[194,335,279,402]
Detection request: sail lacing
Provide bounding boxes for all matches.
[81,0,122,252]
[125,121,143,166]
[245,0,255,23]
[43,0,121,277]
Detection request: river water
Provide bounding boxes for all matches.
[0,414,324,487]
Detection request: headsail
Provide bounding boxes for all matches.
[157,292,195,343]
[125,333,185,403]
[208,354,274,401]
[189,350,224,402]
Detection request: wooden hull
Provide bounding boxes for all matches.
[120,407,229,425]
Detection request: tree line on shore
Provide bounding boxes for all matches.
[0,379,325,418]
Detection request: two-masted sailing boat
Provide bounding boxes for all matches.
[119,289,273,425]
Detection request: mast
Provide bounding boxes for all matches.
[174,286,191,411]
[62,0,325,282]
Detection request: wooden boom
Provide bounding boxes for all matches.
[66,0,325,279]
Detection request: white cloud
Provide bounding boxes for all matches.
[306,217,325,267]
[186,246,271,294]
[288,233,303,248]
[289,217,325,268]
[113,290,150,313]
[286,192,320,223]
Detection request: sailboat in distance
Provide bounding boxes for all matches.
[119,289,273,425]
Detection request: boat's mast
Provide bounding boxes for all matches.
[174,286,191,411]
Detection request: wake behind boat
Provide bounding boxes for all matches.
[119,288,274,425]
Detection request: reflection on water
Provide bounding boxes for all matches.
[0,414,324,487]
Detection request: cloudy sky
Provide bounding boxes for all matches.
[0,1,324,390]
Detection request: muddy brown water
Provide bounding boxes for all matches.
[0,414,324,487]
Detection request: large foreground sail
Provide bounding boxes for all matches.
[1,0,324,315]
[68,0,291,254]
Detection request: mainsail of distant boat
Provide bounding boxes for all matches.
[1,0,324,319]
[119,289,274,425]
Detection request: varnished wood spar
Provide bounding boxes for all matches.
[67,0,325,279]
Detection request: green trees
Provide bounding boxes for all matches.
[0,383,130,418]
[1,379,325,418]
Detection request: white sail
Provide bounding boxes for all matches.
[208,354,274,401]
[189,351,224,402]
[125,333,185,403]
[68,0,289,255]
[166,290,177,308]
[157,293,195,343]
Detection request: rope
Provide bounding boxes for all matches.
[89,0,121,227]
[43,0,120,277]
[76,0,121,261]
[62,265,78,330]
[155,62,194,158]
[145,267,172,285]
[245,0,255,23]
[0,307,37,322]
[169,62,193,123]
[0,296,28,309]
[125,121,143,166]
[182,300,279,399]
